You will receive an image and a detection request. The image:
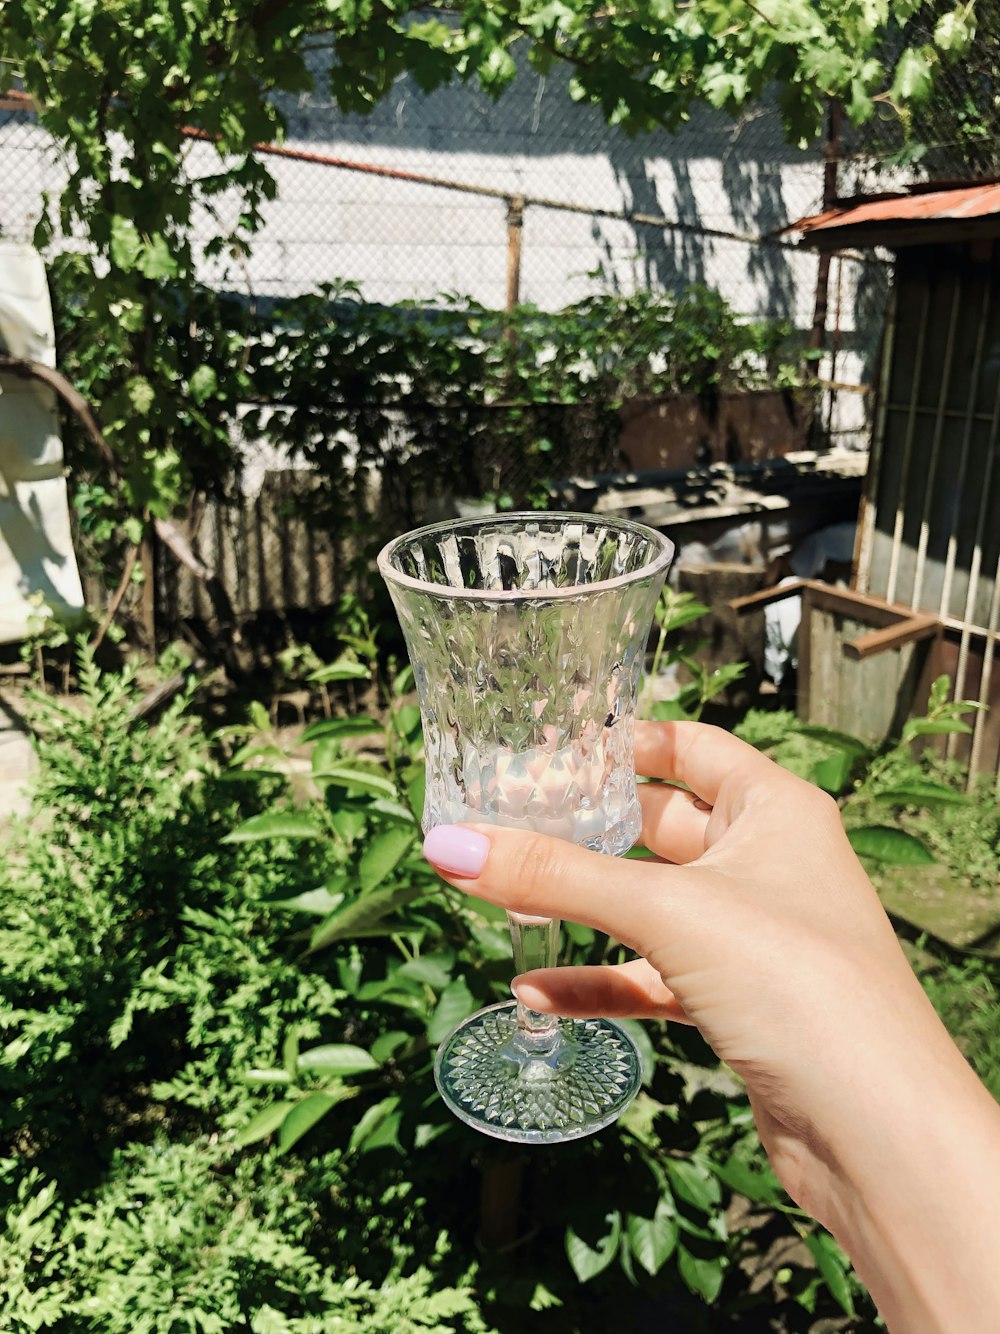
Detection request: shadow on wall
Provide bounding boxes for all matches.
[274,50,817,312]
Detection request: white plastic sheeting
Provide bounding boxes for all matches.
[0,242,84,642]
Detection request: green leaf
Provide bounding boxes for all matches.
[528,1283,563,1312]
[282,1030,300,1077]
[349,1095,402,1154]
[248,700,271,732]
[709,1156,781,1205]
[565,1212,621,1282]
[263,885,345,916]
[312,766,397,799]
[308,658,370,683]
[666,1158,722,1212]
[626,1201,678,1276]
[301,716,382,742]
[366,798,417,824]
[138,232,178,280]
[308,883,426,953]
[651,699,691,722]
[890,47,935,104]
[872,781,966,806]
[360,827,416,893]
[659,601,710,633]
[296,1044,378,1078]
[811,751,853,794]
[397,953,453,990]
[427,977,475,1044]
[126,376,155,414]
[803,45,852,89]
[242,1068,293,1087]
[188,364,218,404]
[328,805,366,842]
[406,766,426,817]
[109,216,142,270]
[393,703,422,737]
[369,1030,411,1063]
[847,826,935,864]
[795,724,870,756]
[235,1099,298,1147]
[222,812,324,843]
[903,718,973,740]
[805,1229,855,1317]
[934,9,974,53]
[677,1245,725,1303]
[278,1093,340,1153]
[122,515,145,546]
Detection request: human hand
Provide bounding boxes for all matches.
[423,721,1000,1331]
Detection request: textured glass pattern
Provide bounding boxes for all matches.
[379,512,673,1144]
[434,1002,643,1145]
[379,514,671,853]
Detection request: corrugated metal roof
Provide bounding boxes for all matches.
[793,181,1000,247]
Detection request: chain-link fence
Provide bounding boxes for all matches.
[1,65,891,623]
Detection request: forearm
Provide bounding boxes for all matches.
[822,1009,1000,1332]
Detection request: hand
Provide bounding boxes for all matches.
[423,721,1000,1333]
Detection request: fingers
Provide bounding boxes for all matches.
[638,781,711,863]
[422,823,676,952]
[634,720,777,811]
[513,958,691,1023]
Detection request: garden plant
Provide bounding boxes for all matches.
[1,594,996,1331]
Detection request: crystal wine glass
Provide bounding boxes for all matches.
[377,512,673,1144]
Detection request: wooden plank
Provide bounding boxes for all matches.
[810,607,841,727]
[797,595,812,722]
[730,579,809,612]
[843,613,940,661]
[734,579,926,626]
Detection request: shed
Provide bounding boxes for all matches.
[744,182,1000,785]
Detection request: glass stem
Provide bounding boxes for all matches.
[507,911,561,1044]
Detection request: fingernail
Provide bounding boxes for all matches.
[423,825,491,878]
[511,978,550,1010]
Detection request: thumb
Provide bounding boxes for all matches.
[422,822,675,956]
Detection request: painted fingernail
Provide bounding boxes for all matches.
[423,825,491,878]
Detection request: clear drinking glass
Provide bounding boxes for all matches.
[378,512,673,1144]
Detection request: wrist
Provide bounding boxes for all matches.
[820,997,1000,1332]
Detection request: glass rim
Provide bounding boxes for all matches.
[376,510,674,602]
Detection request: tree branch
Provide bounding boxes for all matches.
[91,542,140,651]
[0,354,118,475]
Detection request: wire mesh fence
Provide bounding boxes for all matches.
[0,67,892,623]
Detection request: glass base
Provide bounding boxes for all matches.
[433,1000,642,1145]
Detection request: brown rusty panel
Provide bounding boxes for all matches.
[617,389,813,472]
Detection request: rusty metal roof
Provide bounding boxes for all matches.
[793,181,1000,248]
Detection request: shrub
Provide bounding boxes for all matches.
[0,643,875,1328]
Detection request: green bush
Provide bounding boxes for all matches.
[0,644,875,1329]
[0,1139,490,1333]
[0,645,343,1182]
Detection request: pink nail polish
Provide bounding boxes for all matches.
[423,825,490,878]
